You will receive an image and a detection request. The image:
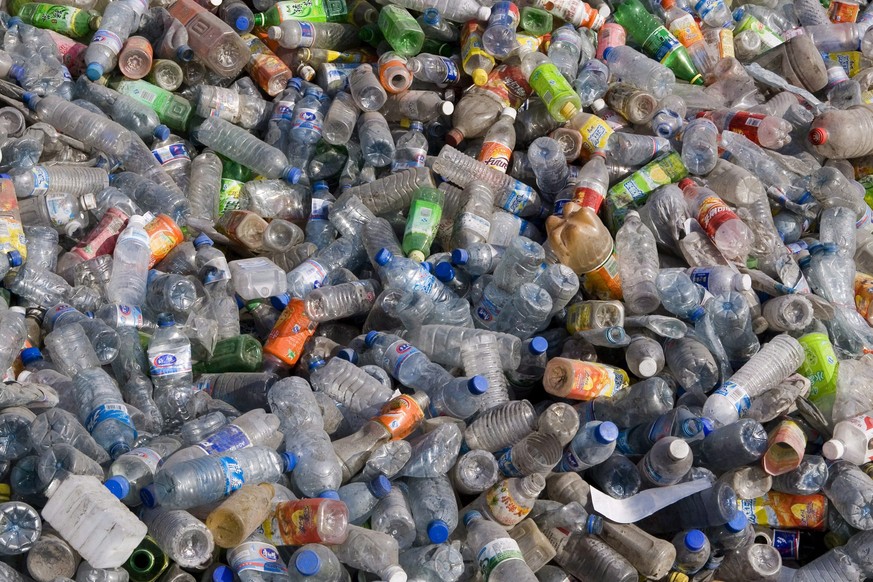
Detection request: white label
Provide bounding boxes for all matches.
[713,381,751,416]
[149,348,192,379]
[126,447,163,473]
[45,193,75,227]
[114,304,144,327]
[458,212,491,238]
[293,259,328,289]
[228,542,287,574]
[29,166,49,196]
[91,29,123,54]
[477,538,524,580]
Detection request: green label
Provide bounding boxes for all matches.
[220,179,243,216]
[25,4,85,35]
[607,151,688,227]
[642,25,682,62]
[405,199,442,237]
[116,79,171,111]
[529,63,577,114]
[275,0,329,22]
[798,332,839,404]
[734,14,783,49]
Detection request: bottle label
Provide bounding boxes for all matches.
[143,215,183,268]
[114,304,144,328]
[405,199,442,237]
[150,348,192,379]
[641,25,682,63]
[44,192,76,227]
[457,212,491,239]
[196,424,252,456]
[582,250,623,300]
[846,414,873,461]
[85,402,133,434]
[557,447,587,472]
[126,446,163,473]
[734,15,784,49]
[607,152,688,227]
[310,197,331,220]
[479,64,531,109]
[461,22,491,75]
[291,106,323,134]
[697,195,740,239]
[264,298,317,366]
[577,115,613,158]
[219,179,243,216]
[544,0,589,25]
[694,0,722,20]
[72,207,128,260]
[218,455,246,495]
[797,333,838,405]
[828,0,859,22]
[292,259,328,290]
[209,90,241,121]
[407,268,439,298]
[478,141,513,173]
[477,538,525,580]
[272,99,296,121]
[713,381,751,417]
[152,143,190,166]
[529,63,576,117]
[641,450,674,485]
[391,146,427,171]
[275,499,328,544]
[502,182,537,215]
[484,480,529,526]
[572,186,604,214]
[228,542,287,573]
[738,491,827,530]
[496,448,523,477]
[90,29,124,55]
[298,21,316,43]
[560,360,629,400]
[275,0,329,22]
[28,166,50,197]
[373,394,424,440]
[27,4,80,34]
[669,14,705,47]
[597,23,626,59]
[381,341,422,378]
[45,303,76,329]
[440,56,460,83]
[474,286,504,323]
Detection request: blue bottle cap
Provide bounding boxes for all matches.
[434,262,455,282]
[105,476,130,499]
[295,549,321,576]
[271,293,291,311]
[364,331,380,347]
[140,484,158,508]
[368,474,392,499]
[308,359,327,371]
[420,261,432,273]
[602,46,614,60]
[313,180,329,191]
[732,6,746,21]
[282,452,297,472]
[700,417,715,436]
[153,125,171,141]
[157,313,175,327]
[9,64,23,80]
[177,45,195,62]
[336,348,358,364]
[685,529,707,552]
[235,294,246,309]
[318,490,340,499]
[462,511,482,526]
[410,121,424,132]
[529,336,548,355]
[468,375,488,395]
[0,174,10,181]
[21,93,37,110]
[595,421,619,444]
[7,17,21,26]
[283,167,302,184]
[213,566,234,582]
[726,510,748,533]
[427,519,450,543]
[586,514,603,535]
[422,7,440,24]
[688,305,706,323]
[194,233,214,248]
[235,16,250,30]
[450,248,469,265]
[20,347,42,366]
[374,248,392,266]
[86,62,104,81]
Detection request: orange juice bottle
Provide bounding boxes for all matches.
[263,298,318,371]
[543,357,630,400]
[371,392,428,440]
[241,32,293,96]
[144,213,184,268]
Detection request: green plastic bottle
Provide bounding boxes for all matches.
[520,49,582,122]
[606,150,688,229]
[252,0,348,25]
[797,323,839,417]
[14,3,97,37]
[403,186,444,262]
[218,156,252,216]
[520,6,553,36]
[614,0,703,85]
[194,334,263,373]
[378,5,425,57]
[123,536,169,582]
[111,79,192,131]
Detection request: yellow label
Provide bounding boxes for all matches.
[578,115,613,158]
[829,51,862,77]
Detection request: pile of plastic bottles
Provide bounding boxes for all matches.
[6,0,873,579]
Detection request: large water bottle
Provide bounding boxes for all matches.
[105,215,150,307]
[144,446,296,509]
[558,420,619,472]
[464,510,538,582]
[140,507,214,569]
[73,367,137,459]
[310,357,394,418]
[84,0,149,80]
[148,313,193,392]
[106,435,182,506]
[331,524,406,582]
[338,475,392,525]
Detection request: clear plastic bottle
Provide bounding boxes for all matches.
[371,487,416,549]
[637,436,693,487]
[167,0,250,78]
[793,529,873,581]
[107,435,182,506]
[464,400,538,452]
[680,118,719,176]
[148,313,193,392]
[323,91,359,146]
[464,510,539,582]
[528,137,570,197]
[679,179,754,261]
[602,45,675,100]
[615,210,659,314]
[84,0,149,80]
[140,508,214,569]
[104,215,150,306]
[310,357,393,418]
[73,367,137,458]
[331,524,406,582]
[482,1,519,58]
[552,533,638,582]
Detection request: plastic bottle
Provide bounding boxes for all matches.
[464,511,539,582]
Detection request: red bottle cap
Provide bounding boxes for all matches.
[678,178,695,190]
[809,127,828,145]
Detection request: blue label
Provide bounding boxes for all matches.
[442,57,460,83]
[713,381,751,416]
[218,456,245,495]
[382,342,422,378]
[85,403,134,434]
[557,449,580,472]
[772,530,800,560]
[196,424,252,456]
[689,270,712,289]
[497,448,523,477]
[695,0,721,19]
[152,143,190,165]
[501,182,536,215]
[615,429,634,455]
[292,107,323,133]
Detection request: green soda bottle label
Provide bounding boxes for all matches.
[220,179,244,216]
[734,14,783,49]
[607,151,688,227]
[641,25,682,63]
[405,199,442,238]
[275,0,329,22]
[529,63,579,119]
[798,332,839,404]
[115,80,191,130]
[25,4,88,36]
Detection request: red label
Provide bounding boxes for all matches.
[478,141,513,173]
[72,207,128,260]
[572,186,604,213]
[479,64,532,109]
[697,195,739,239]
[596,23,626,59]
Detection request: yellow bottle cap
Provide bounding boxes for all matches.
[690,74,704,85]
[560,102,579,120]
[408,250,426,262]
[472,69,488,86]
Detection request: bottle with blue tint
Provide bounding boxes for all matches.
[289,544,349,582]
[371,486,416,549]
[291,88,328,145]
[406,475,458,546]
[143,446,296,509]
[656,269,707,322]
[364,331,457,393]
[506,336,548,400]
[338,475,392,525]
[587,453,642,499]
[73,367,137,459]
[392,121,428,172]
[615,407,712,456]
[433,262,471,299]
[427,375,488,419]
[557,420,619,472]
[672,529,711,574]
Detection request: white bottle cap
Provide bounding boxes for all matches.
[733,273,753,291]
[127,215,149,229]
[637,357,658,378]
[440,100,455,117]
[502,107,517,120]
[822,439,845,460]
[17,370,31,383]
[477,6,492,22]
[382,565,407,582]
[80,192,97,211]
[667,439,691,461]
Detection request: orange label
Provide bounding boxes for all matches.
[669,14,704,47]
[828,0,859,22]
[582,250,623,300]
[554,359,629,400]
[478,141,513,173]
[739,491,827,531]
[697,196,738,239]
[263,299,317,367]
[373,394,424,440]
[275,499,341,545]
[855,272,873,323]
[144,214,183,268]
[762,419,806,476]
